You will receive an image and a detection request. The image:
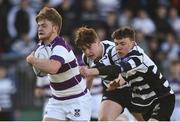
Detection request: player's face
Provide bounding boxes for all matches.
[114,38,134,57]
[37,19,55,41]
[82,41,101,60]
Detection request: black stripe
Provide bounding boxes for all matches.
[132,57,142,66]
[125,50,143,57]
[120,61,132,72]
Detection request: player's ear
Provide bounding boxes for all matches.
[53,25,58,33]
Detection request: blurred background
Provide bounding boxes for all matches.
[0,0,180,120]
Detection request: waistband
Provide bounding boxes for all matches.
[52,88,88,100]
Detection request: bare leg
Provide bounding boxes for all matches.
[132,112,144,121]
[98,100,123,121]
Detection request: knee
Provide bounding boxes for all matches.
[98,114,112,121]
[98,114,107,121]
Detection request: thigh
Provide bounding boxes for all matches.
[43,98,66,120]
[66,94,92,121]
[99,100,123,121]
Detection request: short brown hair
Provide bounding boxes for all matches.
[36,7,62,34]
[112,27,135,41]
[75,27,98,48]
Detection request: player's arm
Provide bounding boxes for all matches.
[81,55,96,90]
[81,56,142,77]
[80,64,120,77]
[26,52,61,74]
[86,75,95,90]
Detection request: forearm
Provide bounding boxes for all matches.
[87,68,100,76]
[31,58,61,74]
[86,76,95,90]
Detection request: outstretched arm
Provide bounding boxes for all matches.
[80,65,122,77]
[80,66,100,77]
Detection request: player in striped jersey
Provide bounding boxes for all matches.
[75,27,143,121]
[80,27,175,121]
[26,7,91,121]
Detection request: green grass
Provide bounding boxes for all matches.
[18,109,43,121]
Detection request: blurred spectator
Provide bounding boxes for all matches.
[11,32,36,57]
[160,32,179,60]
[168,60,180,121]
[0,66,16,120]
[144,0,158,19]
[153,5,173,43]
[104,10,119,40]
[95,24,108,41]
[35,76,51,117]
[55,0,77,36]
[135,30,150,55]
[159,31,180,75]
[132,9,156,36]
[147,36,162,68]
[29,0,45,12]
[77,0,101,28]
[168,7,180,39]
[171,0,180,12]
[7,0,37,40]
[97,0,120,18]
[118,8,133,27]
[121,0,145,14]
[0,0,12,53]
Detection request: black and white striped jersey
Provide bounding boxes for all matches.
[108,44,174,111]
[82,40,116,87]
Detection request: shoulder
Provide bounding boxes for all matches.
[51,37,71,52]
[101,40,115,47]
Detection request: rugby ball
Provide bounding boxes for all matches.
[32,46,50,77]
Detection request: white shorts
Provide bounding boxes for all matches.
[43,91,92,120]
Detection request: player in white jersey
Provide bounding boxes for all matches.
[26,7,91,121]
[80,27,175,121]
[75,27,143,121]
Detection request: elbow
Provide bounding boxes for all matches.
[48,60,61,75]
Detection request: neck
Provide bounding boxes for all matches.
[43,33,58,44]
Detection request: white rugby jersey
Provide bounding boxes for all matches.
[36,36,87,100]
[108,44,174,111]
[82,40,115,87]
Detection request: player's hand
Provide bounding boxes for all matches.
[106,78,120,91]
[106,74,126,91]
[26,51,35,64]
[79,66,89,77]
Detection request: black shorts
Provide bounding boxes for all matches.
[142,94,175,121]
[102,86,132,111]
